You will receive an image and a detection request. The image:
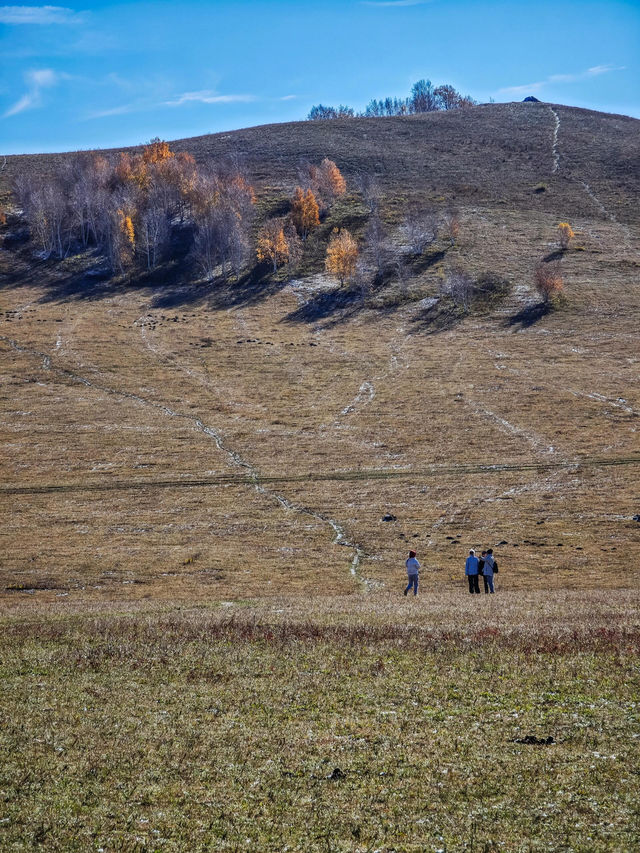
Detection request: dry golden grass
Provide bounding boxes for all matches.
[1,196,639,609]
[1,103,640,849]
[0,103,639,610]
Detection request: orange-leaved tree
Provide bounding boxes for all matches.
[256,219,290,272]
[325,228,358,285]
[290,187,320,239]
[142,138,174,165]
[319,158,346,199]
[118,209,135,249]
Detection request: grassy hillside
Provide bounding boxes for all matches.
[1,102,639,607]
[1,101,640,850]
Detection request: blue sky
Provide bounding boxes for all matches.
[1,0,638,154]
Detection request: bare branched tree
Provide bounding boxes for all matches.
[365,212,388,275]
[402,205,438,254]
[441,268,474,312]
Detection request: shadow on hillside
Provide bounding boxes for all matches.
[409,249,447,275]
[282,284,364,328]
[282,249,450,330]
[408,296,465,335]
[506,301,552,329]
[543,249,565,262]
[201,265,288,311]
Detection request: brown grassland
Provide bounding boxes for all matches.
[0,102,639,850]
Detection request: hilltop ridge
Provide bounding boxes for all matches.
[3,102,639,226]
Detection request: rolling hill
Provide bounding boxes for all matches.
[1,101,639,610]
[1,101,640,853]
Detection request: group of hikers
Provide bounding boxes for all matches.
[403,548,498,596]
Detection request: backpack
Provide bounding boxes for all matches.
[493,560,499,574]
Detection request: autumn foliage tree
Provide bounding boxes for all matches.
[190,166,256,280]
[299,159,347,212]
[317,158,346,201]
[12,139,256,279]
[325,229,358,285]
[256,219,290,272]
[557,222,575,250]
[290,187,320,239]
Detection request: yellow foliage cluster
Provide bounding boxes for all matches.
[558,222,575,249]
[115,152,149,190]
[142,139,174,165]
[306,158,347,205]
[290,187,320,238]
[0,208,6,226]
[119,211,135,248]
[325,229,358,285]
[256,220,289,271]
[321,158,346,197]
[115,140,178,191]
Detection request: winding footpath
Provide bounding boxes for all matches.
[0,332,369,589]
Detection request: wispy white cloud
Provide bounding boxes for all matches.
[87,103,137,119]
[86,89,259,120]
[279,94,297,101]
[499,81,544,97]
[0,5,83,24]
[164,90,256,107]
[3,67,64,117]
[499,64,625,96]
[588,64,625,76]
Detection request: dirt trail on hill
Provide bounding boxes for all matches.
[1,331,370,590]
[550,106,637,253]
[0,335,373,591]
[549,107,561,174]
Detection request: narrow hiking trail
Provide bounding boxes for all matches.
[548,105,638,254]
[549,106,561,174]
[428,336,577,536]
[136,313,374,585]
[1,331,370,590]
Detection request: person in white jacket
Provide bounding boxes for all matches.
[404,550,420,596]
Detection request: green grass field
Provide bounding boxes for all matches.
[2,595,639,851]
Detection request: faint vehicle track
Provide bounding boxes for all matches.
[4,455,637,494]
[1,332,369,590]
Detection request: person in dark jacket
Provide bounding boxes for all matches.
[465,550,480,594]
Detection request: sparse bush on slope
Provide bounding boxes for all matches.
[535,260,564,304]
[558,221,575,250]
[325,229,359,286]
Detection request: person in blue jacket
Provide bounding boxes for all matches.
[404,550,420,596]
[482,548,496,593]
[465,549,480,594]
